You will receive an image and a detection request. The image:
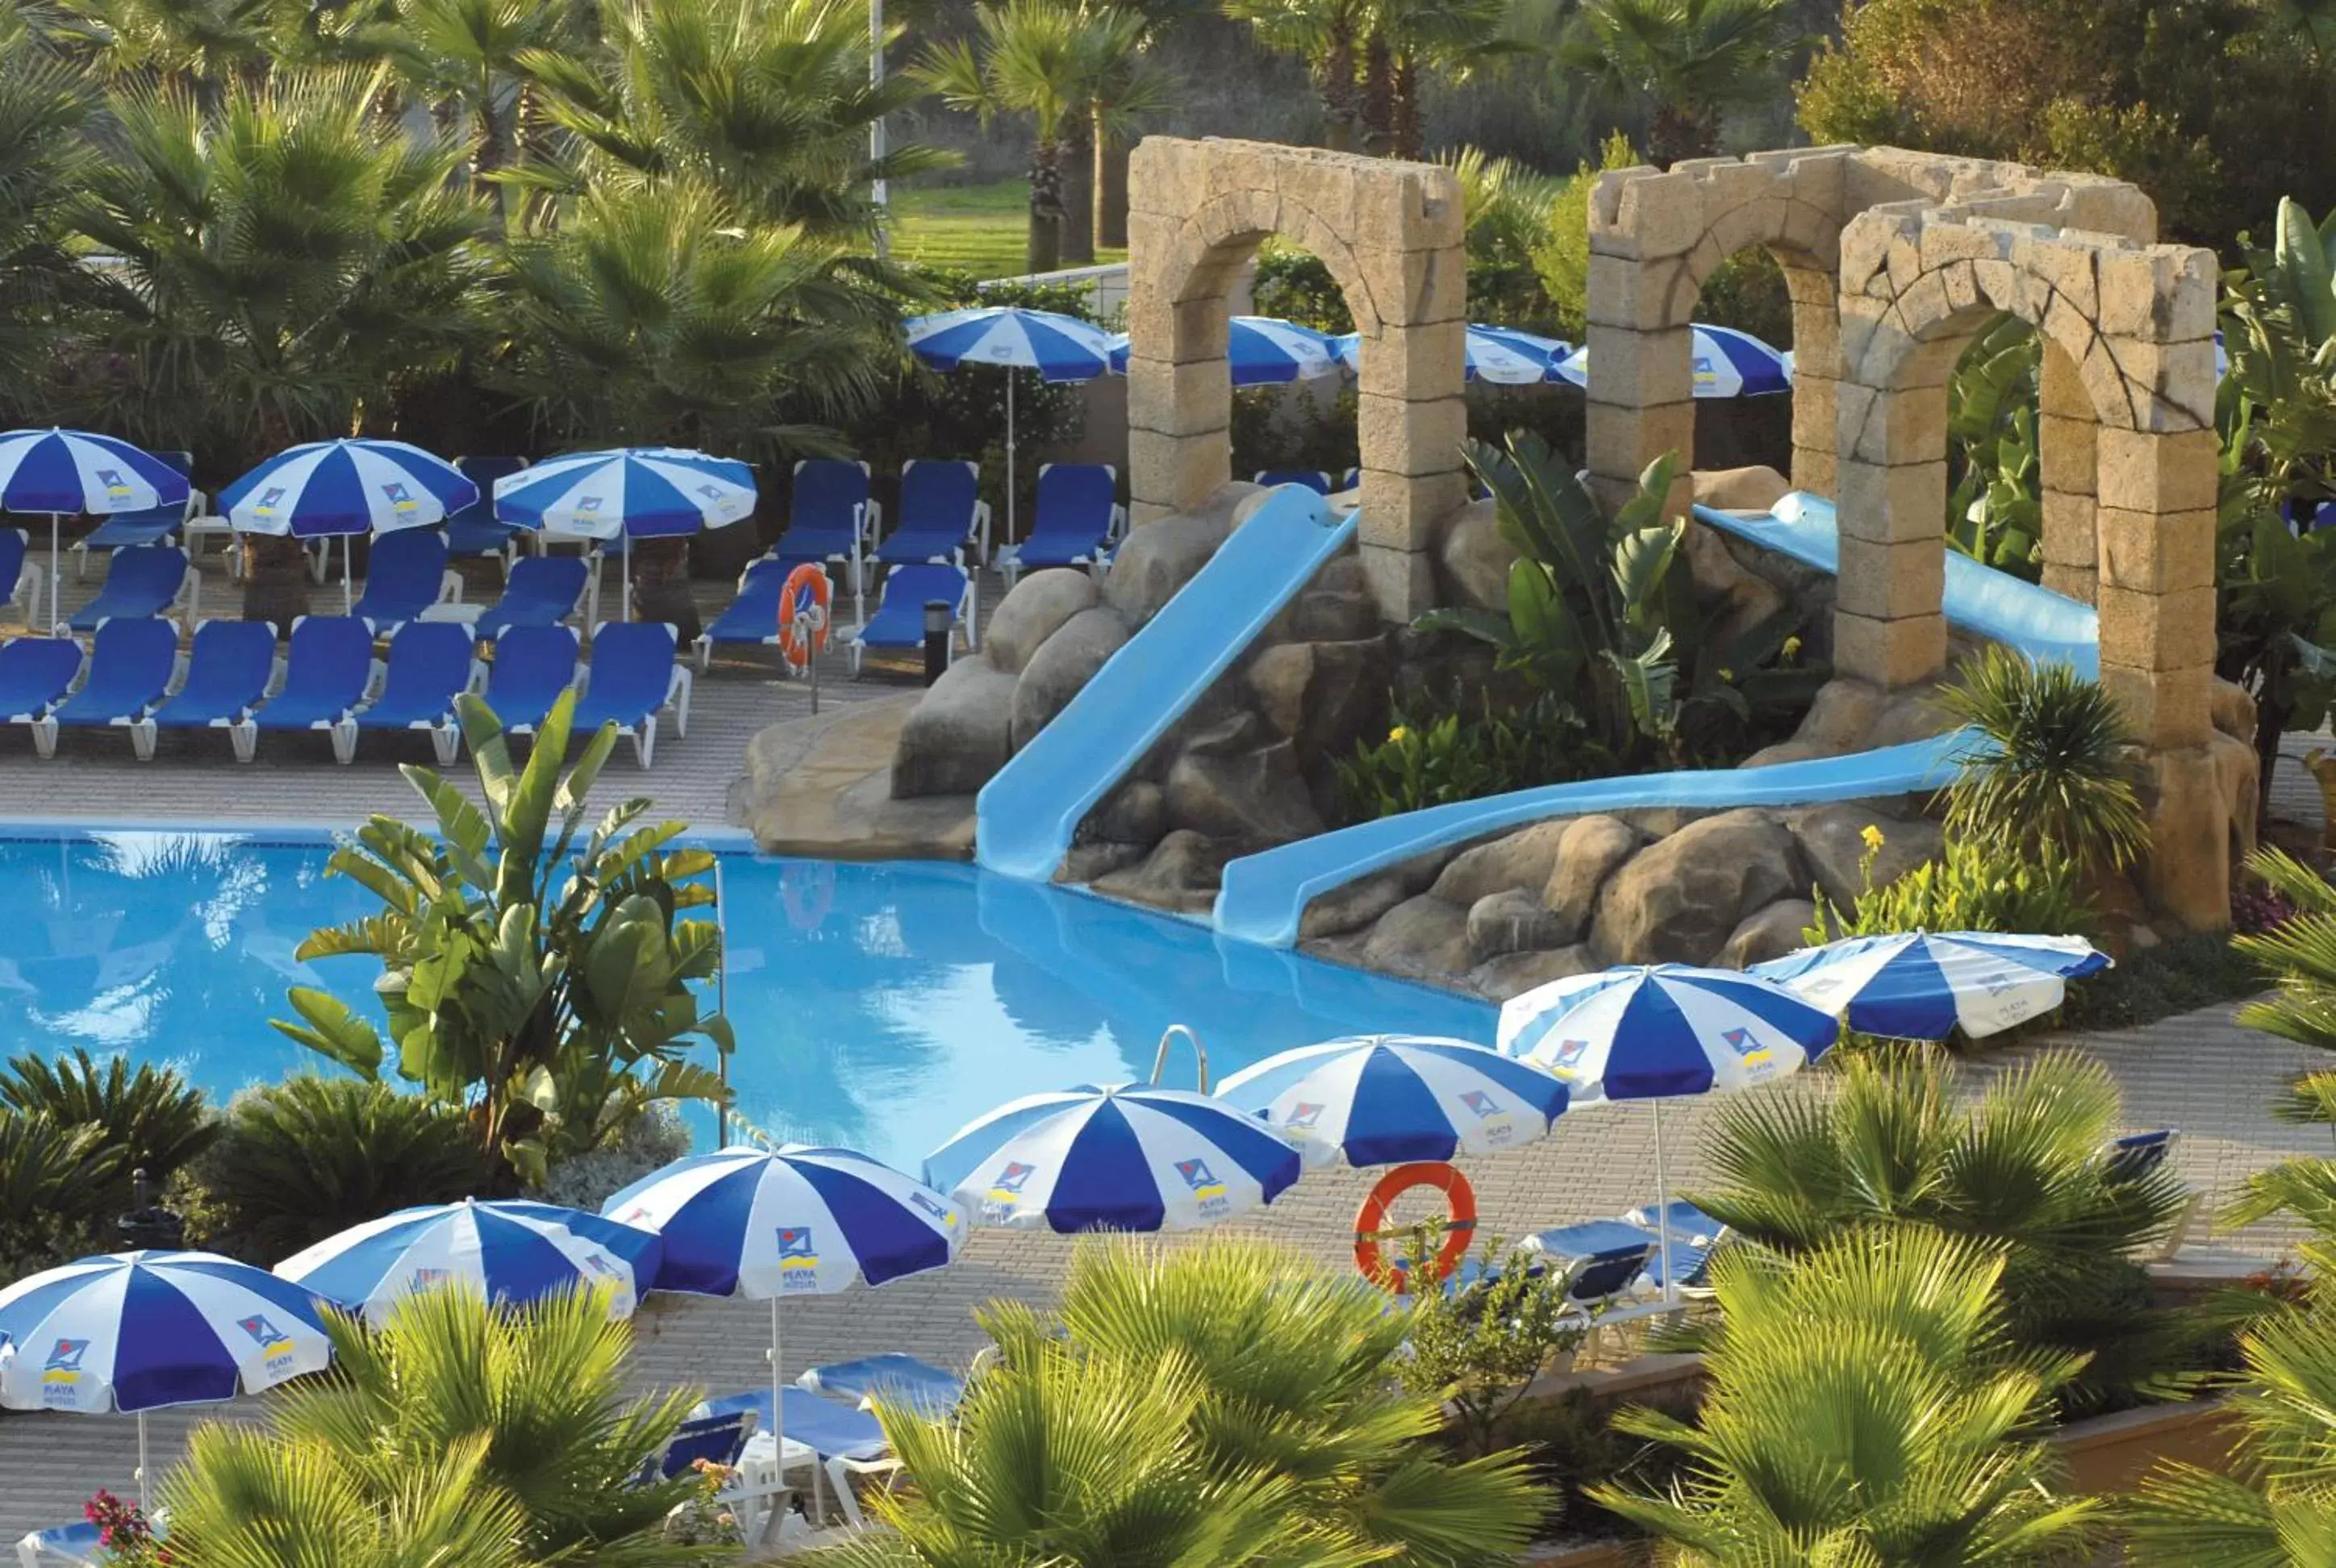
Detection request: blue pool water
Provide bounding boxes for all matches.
[0,828,1494,1170]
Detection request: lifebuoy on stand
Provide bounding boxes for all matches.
[1353,1161,1478,1294]
[777,563,833,712]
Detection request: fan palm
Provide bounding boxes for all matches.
[1033,1236,1548,1565]
[1555,0,1802,166]
[519,0,946,240]
[1221,0,1371,150]
[1596,1225,2102,1564]
[1066,2,1173,262]
[0,1109,119,1276]
[1366,0,1515,158]
[1689,1046,2196,1415]
[0,40,97,408]
[361,0,582,203]
[164,1287,701,1566]
[2231,846,2336,1145]
[1936,645,2150,875]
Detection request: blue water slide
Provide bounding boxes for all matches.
[1695,494,2100,676]
[1213,733,1977,948]
[975,487,1359,879]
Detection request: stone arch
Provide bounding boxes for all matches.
[1125,137,1465,621]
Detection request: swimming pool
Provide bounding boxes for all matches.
[0,828,1495,1170]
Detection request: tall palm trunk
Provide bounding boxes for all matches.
[1027,134,1066,273]
[1391,52,1422,159]
[1359,28,1393,154]
[1320,20,1361,151]
[1646,102,1719,169]
[1060,113,1095,266]
[1095,111,1129,249]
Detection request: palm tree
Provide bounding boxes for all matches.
[1556,0,1801,167]
[1034,1237,1548,1565]
[1690,1046,2196,1415]
[1373,0,1513,159]
[1935,646,2150,877]
[1085,5,1176,249]
[361,0,581,209]
[520,0,948,243]
[1596,1225,2102,1563]
[1222,0,1371,151]
[165,1287,703,1566]
[0,35,98,411]
[67,65,489,624]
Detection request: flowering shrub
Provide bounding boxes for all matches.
[2234,876,2305,936]
[86,1491,170,1566]
[660,1460,747,1553]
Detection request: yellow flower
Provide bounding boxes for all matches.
[1782,635,1802,660]
[1717,667,1735,683]
[1860,824,1887,853]
[1387,725,1409,744]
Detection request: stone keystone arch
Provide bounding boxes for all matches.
[1124,136,1466,622]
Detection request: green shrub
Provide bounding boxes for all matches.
[0,1048,216,1201]
[1333,693,1596,823]
[0,1110,118,1284]
[1936,646,2150,874]
[1810,832,2095,944]
[178,1076,482,1261]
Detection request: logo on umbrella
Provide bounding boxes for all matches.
[255,486,285,515]
[41,1339,88,1382]
[1693,357,1716,385]
[408,1267,453,1292]
[580,1253,616,1278]
[380,481,416,513]
[1721,1028,1773,1072]
[908,1190,956,1227]
[575,495,603,512]
[1550,1038,1592,1076]
[1283,1101,1325,1130]
[988,1161,1036,1202]
[776,1227,820,1290]
[238,1314,296,1370]
[96,468,131,498]
[1174,1158,1226,1201]
[1459,1091,1501,1119]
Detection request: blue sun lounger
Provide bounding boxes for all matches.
[65,546,194,636]
[769,458,874,611]
[448,455,529,568]
[352,620,480,765]
[799,1353,964,1416]
[1254,469,1333,494]
[473,555,590,640]
[1621,1200,1730,1295]
[0,528,41,627]
[15,1519,102,1566]
[574,621,691,768]
[482,623,581,733]
[698,1386,899,1529]
[693,557,790,673]
[73,450,196,579]
[246,615,377,764]
[998,463,1121,588]
[135,619,277,761]
[0,638,86,744]
[36,616,180,758]
[878,459,988,570]
[1523,1220,1664,1313]
[352,528,461,633]
[850,563,971,676]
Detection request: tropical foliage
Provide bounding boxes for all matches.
[161,1285,703,1566]
[1224,0,1512,160]
[0,1047,215,1199]
[1808,833,2095,945]
[1934,646,2150,876]
[1946,315,2046,574]
[1555,0,1804,167]
[1596,1226,2101,1564]
[824,1236,1549,1566]
[272,690,732,1187]
[1419,435,1825,769]
[2230,846,2336,1144]
[1332,691,1590,822]
[0,1052,217,1283]
[1689,1046,2196,1415]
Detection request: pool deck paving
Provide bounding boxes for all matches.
[2,546,2334,1533]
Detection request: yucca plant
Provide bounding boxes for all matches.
[1031,1237,1548,1564]
[1595,1226,2101,1563]
[1936,645,2150,876]
[163,1286,698,1566]
[181,1076,481,1259]
[1689,1046,2196,1414]
[0,1048,216,1195]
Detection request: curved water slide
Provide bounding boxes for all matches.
[1212,493,2098,949]
[975,486,1358,881]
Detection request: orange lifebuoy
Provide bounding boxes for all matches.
[1353,1161,1477,1293]
[776,563,832,669]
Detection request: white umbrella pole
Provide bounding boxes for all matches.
[1006,370,1017,548]
[48,515,60,629]
[623,534,632,624]
[136,1407,148,1512]
[1652,1099,1674,1307]
[343,536,353,614]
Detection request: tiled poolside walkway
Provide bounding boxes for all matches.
[1,548,2332,1533]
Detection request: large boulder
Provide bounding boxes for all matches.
[1467,944,1598,1000]
[1789,804,1943,910]
[1591,808,1806,965]
[1266,553,1380,644]
[891,658,1017,799]
[1165,736,1323,844]
[1466,889,1570,964]
[1092,830,1228,916]
[984,569,1098,676]
[1718,899,1817,969]
[1010,607,1129,749]
[1436,498,1512,612]
[1691,465,1791,513]
[1299,849,1454,940]
[1541,815,1641,944]
[1432,819,1575,907]
[1362,893,1474,982]
[1103,504,1237,625]
[1087,778,1166,844]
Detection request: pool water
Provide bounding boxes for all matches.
[0,830,1495,1170]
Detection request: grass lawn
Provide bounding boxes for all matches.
[889,180,1128,279]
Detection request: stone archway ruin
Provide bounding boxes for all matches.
[1124,137,1467,622]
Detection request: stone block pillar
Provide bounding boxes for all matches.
[1352,190,1469,620]
[1779,258,1842,497]
[2038,343,2100,603]
[1829,304,1952,691]
[1584,169,1699,519]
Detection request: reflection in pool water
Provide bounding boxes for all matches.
[0,831,1495,1170]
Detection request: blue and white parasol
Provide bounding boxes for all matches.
[1213,1034,1569,1170]
[603,1143,965,1488]
[273,1199,664,1325]
[1752,931,2110,1041]
[906,307,1115,547]
[1499,964,1839,1303]
[219,438,478,611]
[924,1082,1302,1233]
[1107,315,1342,386]
[494,446,757,619]
[1331,324,1570,386]
[0,428,193,616]
[0,1251,336,1506]
[1551,324,1792,398]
